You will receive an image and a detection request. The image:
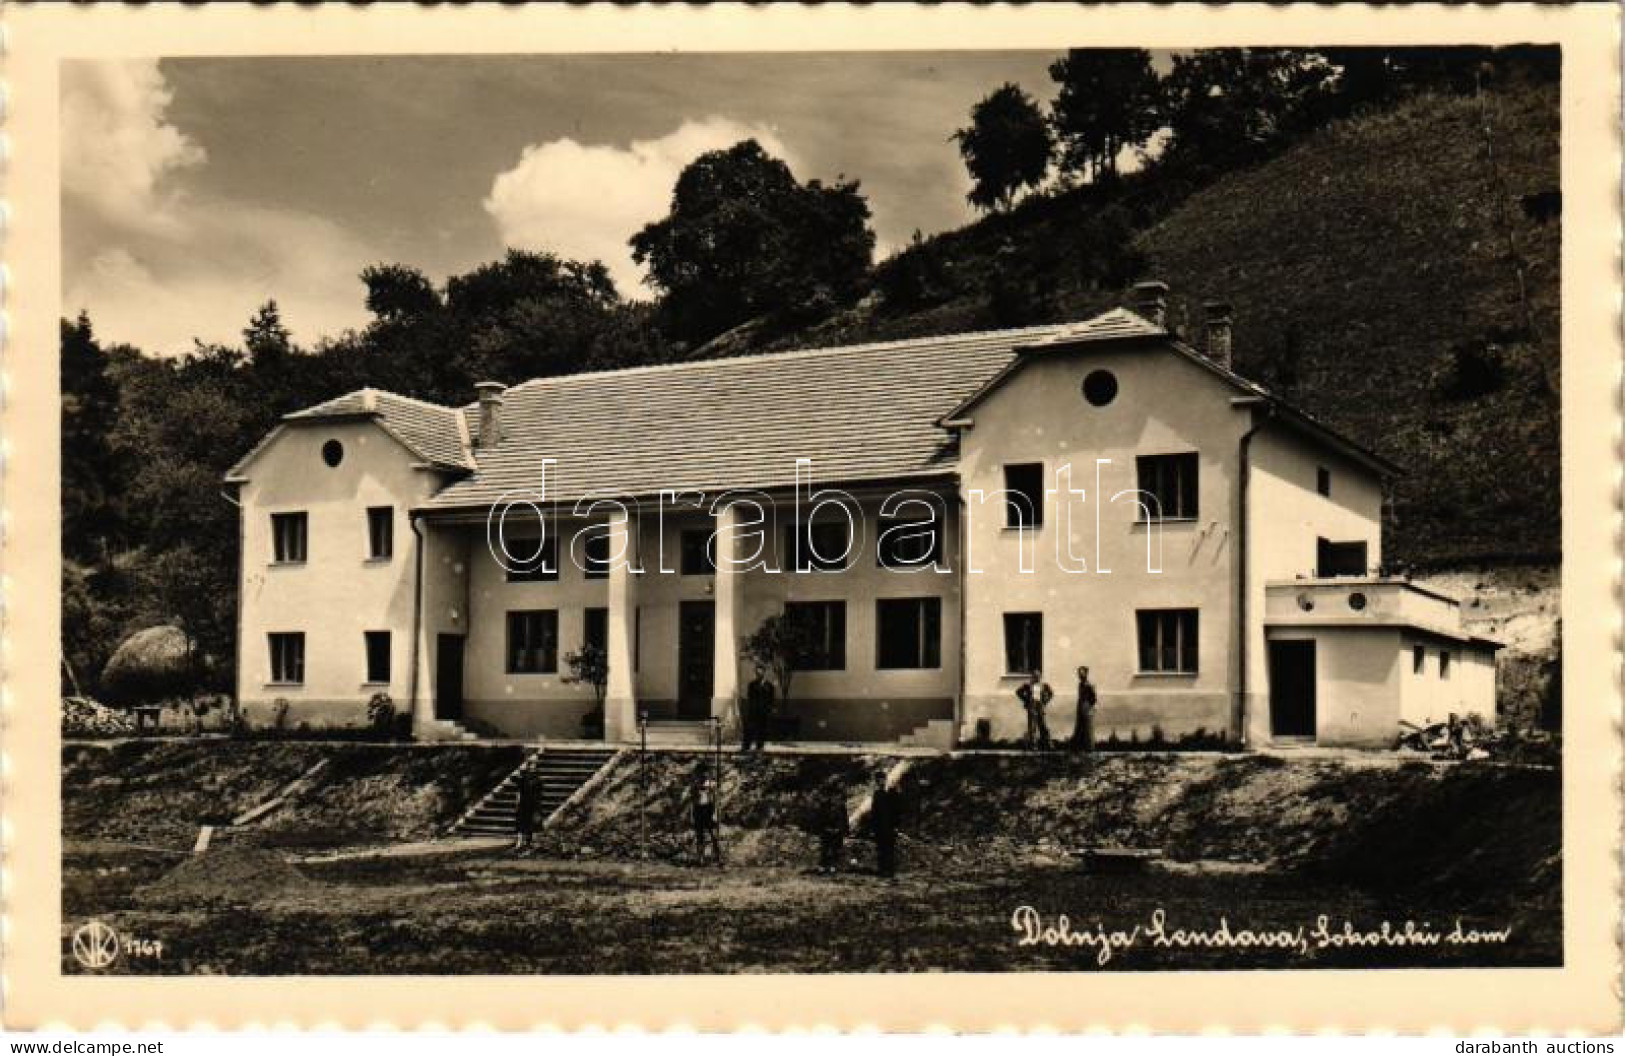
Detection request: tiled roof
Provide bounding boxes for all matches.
[284,388,473,471]
[1021,306,1165,348]
[245,307,1393,506]
[422,322,1073,510]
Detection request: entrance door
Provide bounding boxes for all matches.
[436,634,465,721]
[677,601,716,720]
[1268,640,1316,738]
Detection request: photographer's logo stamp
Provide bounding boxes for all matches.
[71,919,119,969]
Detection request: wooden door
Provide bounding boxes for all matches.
[677,601,715,720]
[436,634,465,721]
[1268,639,1316,739]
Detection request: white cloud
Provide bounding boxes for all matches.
[61,60,373,355]
[61,59,205,234]
[65,204,375,356]
[484,117,792,296]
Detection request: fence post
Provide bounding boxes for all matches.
[637,709,648,860]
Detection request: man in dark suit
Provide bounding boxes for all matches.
[743,665,776,750]
[868,771,900,878]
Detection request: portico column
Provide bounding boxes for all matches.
[604,510,640,742]
[711,503,745,737]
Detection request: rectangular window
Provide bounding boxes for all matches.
[1316,538,1369,578]
[877,515,943,569]
[680,529,716,576]
[784,601,846,671]
[1003,463,1045,529]
[1136,453,1199,521]
[786,520,853,572]
[364,630,391,684]
[366,507,393,560]
[876,597,942,670]
[505,533,559,582]
[1003,612,1043,675]
[1136,609,1198,674]
[1413,644,1426,674]
[506,610,558,674]
[268,632,305,684]
[1440,650,1452,679]
[271,512,308,563]
[1317,466,1332,497]
[581,530,611,579]
[583,606,608,653]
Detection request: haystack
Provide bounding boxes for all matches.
[101,625,194,705]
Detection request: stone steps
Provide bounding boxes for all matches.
[451,748,618,837]
[419,718,479,742]
[897,718,957,750]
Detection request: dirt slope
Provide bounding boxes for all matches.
[62,740,528,848]
[540,750,1558,900]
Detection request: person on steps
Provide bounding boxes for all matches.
[513,773,538,854]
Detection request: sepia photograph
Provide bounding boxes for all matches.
[4,0,1618,1035]
[52,38,1570,976]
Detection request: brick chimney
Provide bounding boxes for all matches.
[474,381,505,448]
[1131,280,1169,327]
[1203,301,1234,369]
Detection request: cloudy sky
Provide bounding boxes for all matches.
[62,51,1072,357]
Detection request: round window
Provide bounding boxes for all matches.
[322,439,344,467]
[1082,369,1118,407]
[1348,592,1368,612]
[1296,593,1315,612]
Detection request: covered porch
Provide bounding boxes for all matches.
[411,491,962,747]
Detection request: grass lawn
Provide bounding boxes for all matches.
[62,840,1559,975]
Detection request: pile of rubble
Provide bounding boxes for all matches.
[137,845,311,906]
[62,696,135,737]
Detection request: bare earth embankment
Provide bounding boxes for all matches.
[61,741,1559,974]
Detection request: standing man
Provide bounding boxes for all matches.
[691,768,723,865]
[868,771,900,878]
[1071,665,1098,753]
[744,665,776,751]
[512,772,538,854]
[815,784,850,875]
[1017,670,1054,750]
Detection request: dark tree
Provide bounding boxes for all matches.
[243,300,293,367]
[630,139,875,345]
[61,313,125,565]
[1048,49,1163,182]
[361,263,442,322]
[741,609,823,709]
[1158,50,1339,175]
[444,249,664,385]
[953,83,1054,213]
[446,248,618,322]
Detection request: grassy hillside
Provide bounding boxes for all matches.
[736,81,1560,569]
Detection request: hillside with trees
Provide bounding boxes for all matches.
[60,46,1560,697]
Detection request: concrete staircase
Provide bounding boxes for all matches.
[451,747,618,837]
[897,718,957,750]
[419,718,479,742]
[641,719,720,747]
